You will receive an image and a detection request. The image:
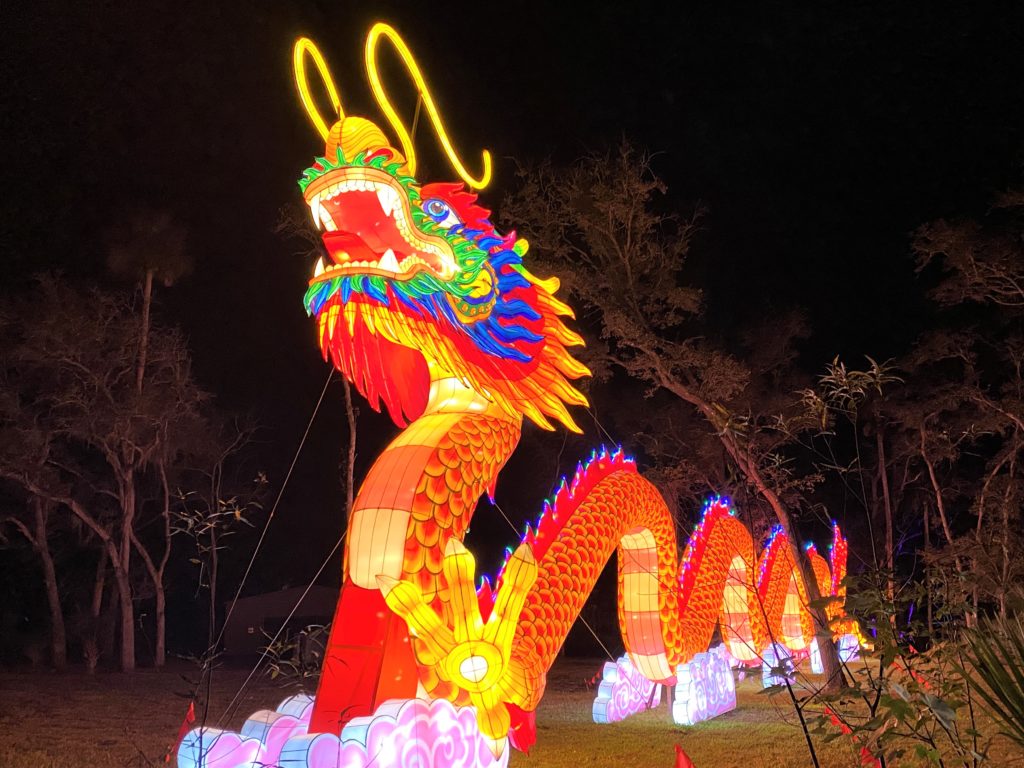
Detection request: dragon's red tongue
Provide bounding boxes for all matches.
[321,231,401,265]
[321,190,405,264]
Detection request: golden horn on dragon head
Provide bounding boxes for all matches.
[292,25,491,190]
[365,22,491,189]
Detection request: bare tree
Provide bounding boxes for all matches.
[908,190,1024,617]
[106,207,192,394]
[173,415,264,648]
[0,326,73,669]
[1,278,206,671]
[504,145,847,692]
[914,188,1024,308]
[0,491,67,669]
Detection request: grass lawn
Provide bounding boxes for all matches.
[0,658,1019,767]
[516,660,854,768]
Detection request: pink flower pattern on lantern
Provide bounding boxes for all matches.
[592,655,660,723]
[672,644,737,725]
[177,694,509,768]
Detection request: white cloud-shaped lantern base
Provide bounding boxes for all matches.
[671,645,737,726]
[591,655,661,723]
[177,694,509,768]
[591,646,738,727]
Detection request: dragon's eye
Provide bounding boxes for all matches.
[422,198,462,229]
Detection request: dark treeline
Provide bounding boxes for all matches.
[0,269,266,672]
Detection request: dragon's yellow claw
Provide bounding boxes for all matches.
[378,538,537,753]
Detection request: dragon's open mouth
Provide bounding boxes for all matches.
[303,166,457,284]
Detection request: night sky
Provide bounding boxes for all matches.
[3,1,1023,589]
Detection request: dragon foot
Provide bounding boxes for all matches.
[378,539,537,756]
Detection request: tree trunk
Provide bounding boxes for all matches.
[0,475,69,670]
[875,428,896,605]
[208,523,219,649]
[100,572,119,664]
[118,474,137,672]
[8,479,135,670]
[111,549,135,672]
[31,498,67,670]
[975,448,1011,616]
[920,426,971,625]
[131,532,167,667]
[6,499,67,670]
[788,526,845,688]
[84,548,107,673]
[154,582,166,667]
[135,268,154,395]
[157,458,173,667]
[128,457,174,667]
[723,434,846,692]
[923,501,933,636]
[660,374,846,691]
[999,446,1017,619]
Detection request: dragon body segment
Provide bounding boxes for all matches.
[287,28,853,759]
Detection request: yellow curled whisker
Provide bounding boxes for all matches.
[365,22,492,189]
[294,37,344,141]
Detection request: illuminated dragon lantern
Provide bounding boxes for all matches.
[179,24,855,768]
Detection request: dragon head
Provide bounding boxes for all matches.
[300,116,590,431]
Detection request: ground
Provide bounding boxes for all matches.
[0,658,1018,767]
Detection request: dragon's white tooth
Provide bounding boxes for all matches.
[377,187,394,216]
[314,256,325,277]
[379,248,400,272]
[376,189,391,217]
[317,202,337,231]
